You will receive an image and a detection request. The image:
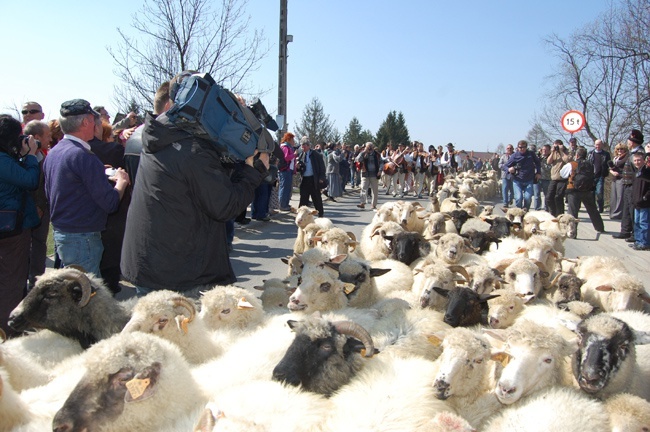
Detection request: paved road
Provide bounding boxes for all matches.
[97,183,647,298]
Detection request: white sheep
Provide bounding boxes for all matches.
[370,258,415,297]
[358,220,405,261]
[432,233,487,267]
[122,290,222,364]
[253,278,297,312]
[293,206,333,254]
[604,393,650,432]
[312,227,358,257]
[199,285,266,332]
[396,200,427,233]
[486,289,526,329]
[423,212,453,240]
[412,256,469,310]
[581,269,650,312]
[466,264,503,295]
[494,257,549,301]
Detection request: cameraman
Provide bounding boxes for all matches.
[0,115,40,336]
[506,140,541,210]
[121,74,269,297]
[546,139,571,216]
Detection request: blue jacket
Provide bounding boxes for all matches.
[0,152,40,229]
[506,150,541,183]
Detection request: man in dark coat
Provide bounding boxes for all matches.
[587,139,611,213]
[296,136,326,217]
[120,111,268,297]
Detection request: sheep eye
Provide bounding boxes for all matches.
[45,291,60,299]
[508,305,514,310]
[356,273,366,283]
[543,358,552,364]
[322,240,328,245]
[559,284,568,291]
[320,282,331,293]
[320,342,333,351]
[509,273,515,279]
[474,358,483,364]
[221,308,231,315]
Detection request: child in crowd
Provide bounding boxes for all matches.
[630,152,650,251]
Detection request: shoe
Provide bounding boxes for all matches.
[331,198,337,202]
[632,244,650,251]
[357,203,365,209]
[236,217,251,225]
[254,216,271,222]
[280,207,292,212]
[417,194,422,199]
[371,206,377,210]
[596,229,605,234]
[625,237,636,243]
[612,233,631,239]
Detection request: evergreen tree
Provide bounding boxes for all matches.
[295,97,337,144]
[344,117,374,147]
[375,110,410,151]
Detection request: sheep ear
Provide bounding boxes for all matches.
[515,247,526,254]
[383,235,394,242]
[124,362,161,403]
[287,320,299,330]
[281,257,290,265]
[330,254,347,264]
[640,291,650,304]
[311,210,319,215]
[194,407,219,432]
[595,285,613,292]
[482,328,506,342]
[324,262,341,272]
[633,330,650,345]
[370,268,391,278]
[521,294,536,304]
[237,297,255,310]
[432,287,449,298]
[425,331,446,347]
[490,351,512,367]
[479,294,500,303]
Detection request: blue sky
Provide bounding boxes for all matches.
[0,0,609,151]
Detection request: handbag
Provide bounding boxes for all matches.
[0,192,27,239]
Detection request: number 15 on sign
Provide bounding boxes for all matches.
[561,110,586,134]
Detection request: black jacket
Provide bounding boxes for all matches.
[633,165,650,209]
[121,113,264,290]
[298,149,326,183]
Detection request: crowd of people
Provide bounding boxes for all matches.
[497,133,650,251]
[2,87,650,338]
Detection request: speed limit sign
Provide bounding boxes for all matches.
[561,110,586,134]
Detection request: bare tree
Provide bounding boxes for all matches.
[109,0,268,113]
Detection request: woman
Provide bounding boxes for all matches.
[609,143,628,220]
[326,142,342,201]
[0,115,40,337]
[278,132,297,211]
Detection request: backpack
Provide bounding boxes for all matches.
[573,160,595,191]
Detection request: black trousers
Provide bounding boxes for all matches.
[547,180,567,216]
[567,190,604,232]
[299,176,324,217]
[620,184,634,235]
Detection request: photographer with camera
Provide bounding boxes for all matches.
[121,72,270,297]
[587,139,611,214]
[506,140,541,211]
[295,137,326,217]
[546,139,571,216]
[0,115,41,336]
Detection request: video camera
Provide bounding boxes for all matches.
[166,72,278,163]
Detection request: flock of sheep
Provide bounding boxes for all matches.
[1,168,650,431]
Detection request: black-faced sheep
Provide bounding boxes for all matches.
[433,286,499,327]
[385,231,431,266]
[8,267,131,349]
[483,216,512,238]
[461,229,501,254]
[412,258,470,310]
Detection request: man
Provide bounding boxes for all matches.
[546,139,571,216]
[562,147,604,233]
[506,140,541,210]
[613,129,645,240]
[587,139,611,213]
[43,99,130,277]
[21,101,45,125]
[22,120,51,289]
[412,142,428,199]
[629,152,650,250]
[121,74,269,296]
[94,105,137,131]
[393,143,411,198]
[567,137,578,160]
[356,142,382,209]
[538,144,552,211]
[498,144,514,210]
[295,137,326,217]
[441,143,460,174]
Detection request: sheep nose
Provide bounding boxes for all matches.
[489,317,499,327]
[443,314,459,327]
[434,379,449,392]
[499,383,517,395]
[7,313,25,331]
[53,422,72,432]
[290,297,300,304]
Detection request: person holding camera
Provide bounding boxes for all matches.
[612,129,645,241]
[609,143,629,220]
[295,137,326,217]
[356,142,382,209]
[506,140,541,210]
[43,100,130,279]
[546,139,571,216]
[0,115,41,336]
[499,144,515,209]
[587,139,611,214]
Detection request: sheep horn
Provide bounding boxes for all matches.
[332,321,375,358]
[62,267,93,308]
[447,265,470,284]
[494,258,517,272]
[171,296,196,323]
[0,327,6,342]
[346,232,357,252]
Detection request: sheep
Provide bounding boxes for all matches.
[0,329,83,392]
[483,215,512,238]
[478,205,494,219]
[547,272,584,307]
[121,290,222,364]
[482,387,611,432]
[604,393,650,432]
[370,258,415,297]
[432,233,487,267]
[466,264,504,295]
[52,332,208,432]
[199,285,265,332]
[505,207,526,226]
[396,200,427,233]
[427,193,441,213]
[494,257,549,301]
[461,229,501,254]
[516,234,560,277]
[459,217,492,234]
[8,267,131,349]
[271,314,377,396]
[293,206,333,254]
[460,197,481,217]
[486,289,526,329]
[253,278,297,312]
[571,312,650,401]
[412,257,469,310]
[372,201,400,223]
[358,220,405,261]
[433,286,499,327]
[429,328,502,428]
[521,213,542,239]
[556,213,579,239]
[311,227,358,257]
[485,319,578,405]
[428,411,478,432]
[446,209,472,233]
[440,197,461,213]
[323,258,389,308]
[385,231,431,265]
[581,270,649,312]
[423,212,453,240]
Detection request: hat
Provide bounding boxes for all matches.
[60,99,100,118]
[300,136,311,146]
[428,145,435,151]
[446,143,454,148]
[569,137,577,143]
[629,129,644,145]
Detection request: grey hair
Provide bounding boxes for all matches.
[23,120,48,136]
[59,114,89,134]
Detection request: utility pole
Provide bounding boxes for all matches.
[277,0,292,138]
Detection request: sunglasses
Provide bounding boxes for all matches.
[21,109,41,115]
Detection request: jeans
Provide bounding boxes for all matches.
[501,178,514,206]
[513,179,534,210]
[53,230,103,277]
[278,170,293,209]
[634,208,650,247]
[251,183,271,219]
[532,182,541,210]
[594,176,605,212]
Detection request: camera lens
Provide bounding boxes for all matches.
[35,140,42,149]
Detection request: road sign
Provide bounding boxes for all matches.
[561,110,586,134]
